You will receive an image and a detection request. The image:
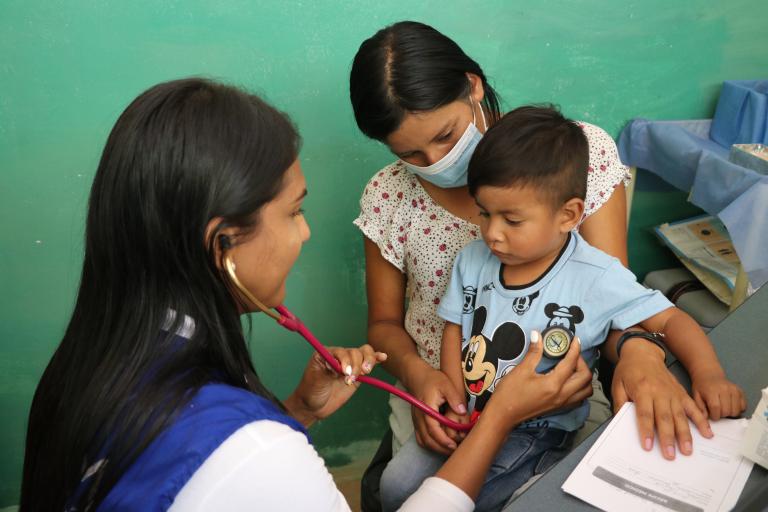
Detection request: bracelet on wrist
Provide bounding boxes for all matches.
[615,331,667,360]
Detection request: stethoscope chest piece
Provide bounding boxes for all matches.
[541,326,573,359]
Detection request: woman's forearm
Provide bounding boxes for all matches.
[363,237,428,390]
[368,320,430,389]
[435,405,523,499]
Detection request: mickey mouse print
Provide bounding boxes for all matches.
[462,306,528,420]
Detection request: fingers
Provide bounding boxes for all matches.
[723,385,746,418]
[569,382,594,403]
[693,389,707,415]
[327,345,387,385]
[537,344,591,413]
[682,396,712,439]
[444,425,459,443]
[560,367,594,406]
[412,390,459,455]
[443,411,469,442]
[456,413,469,440]
[570,351,592,381]
[311,351,337,373]
[548,336,582,382]
[612,380,629,415]
[439,381,467,417]
[443,419,464,444]
[559,360,592,398]
[671,401,693,456]
[418,414,455,455]
[341,347,363,385]
[738,388,747,415]
[721,389,734,419]
[561,335,583,368]
[413,420,424,448]
[653,399,678,460]
[519,330,544,372]
[634,394,656,453]
[422,393,460,452]
[359,344,387,375]
[556,345,591,393]
[694,379,746,419]
[705,391,722,421]
[359,344,375,374]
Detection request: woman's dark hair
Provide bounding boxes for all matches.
[20,78,300,511]
[350,21,502,141]
[468,105,589,207]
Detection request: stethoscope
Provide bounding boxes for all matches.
[223,253,475,432]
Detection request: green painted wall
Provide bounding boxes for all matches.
[1,0,765,505]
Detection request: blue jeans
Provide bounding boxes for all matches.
[380,427,572,512]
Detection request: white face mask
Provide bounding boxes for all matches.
[402,97,488,188]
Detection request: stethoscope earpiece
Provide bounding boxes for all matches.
[222,251,281,322]
[219,234,232,251]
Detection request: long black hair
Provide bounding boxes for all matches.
[349,20,502,141]
[20,78,301,511]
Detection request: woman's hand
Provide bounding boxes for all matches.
[487,331,594,428]
[434,331,593,500]
[611,340,713,460]
[285,345,387,427]
[408,367,468,455]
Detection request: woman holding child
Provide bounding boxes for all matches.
[350,21,744,510]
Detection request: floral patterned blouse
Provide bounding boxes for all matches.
[353,122,631,369]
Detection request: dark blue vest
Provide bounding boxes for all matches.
[95,383,308,511]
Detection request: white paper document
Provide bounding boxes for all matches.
[563,403,754,511]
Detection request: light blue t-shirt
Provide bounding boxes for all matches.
[437,232,673,431]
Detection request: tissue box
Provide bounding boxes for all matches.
[741,387,768,469]
[729,144,768,175]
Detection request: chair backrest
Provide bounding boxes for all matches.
[626,166,637,230]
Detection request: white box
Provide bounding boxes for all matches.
[740,386,768,469]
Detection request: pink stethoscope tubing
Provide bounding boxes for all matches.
[275,305,475,432]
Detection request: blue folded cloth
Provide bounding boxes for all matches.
[711,80,768,147]
[618,80,768,291]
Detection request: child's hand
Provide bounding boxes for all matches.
[441,409,470,446]
[691,369,746,420]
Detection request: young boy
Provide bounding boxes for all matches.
[380,106,744,512]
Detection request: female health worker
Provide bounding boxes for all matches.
[20,78,593,511]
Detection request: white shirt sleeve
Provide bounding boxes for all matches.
[170,420,474,512]
[399,477,475,512]
[169,420,351,512]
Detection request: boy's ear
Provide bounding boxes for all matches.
[558,198,585,232]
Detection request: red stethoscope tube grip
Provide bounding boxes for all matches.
[355,375,473,432]
[276,305,475,432]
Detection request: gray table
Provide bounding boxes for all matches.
[506,284,768,510]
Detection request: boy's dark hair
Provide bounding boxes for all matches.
[468,105,589,207]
